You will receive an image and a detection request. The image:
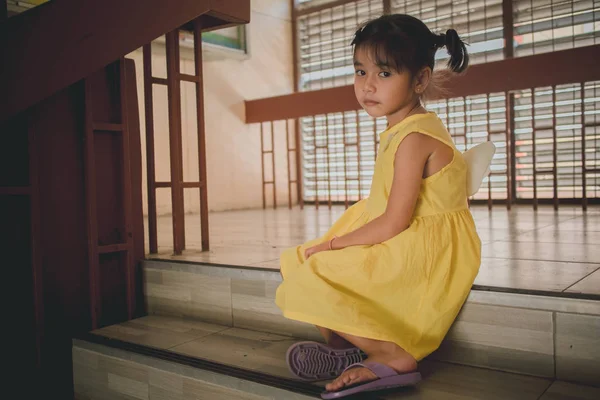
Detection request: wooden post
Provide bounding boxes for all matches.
[193,18,210,251]
[165,30,186,255]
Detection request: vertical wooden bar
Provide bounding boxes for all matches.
[260,123,266,209]
[291,1,303,209]
[383,0,391,14]
[142,44,158,254]
[505,92,512,210]
[83,79,99,329]
[373,112,378,160]
[286,119,293,209]
[343,114,349,208]
[28,127,43,368]
[552,85,558,210]
[463,97,468,151]
[294,119,303,209]
[119,58,135,319]
[271,121,277,209]
[502,0,514,58]
[508,93,516,207]
[532,88,538,210]
[486,94,492,209]
[503,0,514,209]
[325,114,331,209]
[581,83,587,210]
[356,112,362,200]
[193,19,210,251]
[165,30,185,254]
[313,115,319,209]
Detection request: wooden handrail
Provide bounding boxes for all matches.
[0,0,250,123]
[244,44,600,123]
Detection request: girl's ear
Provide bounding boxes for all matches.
[414,67,432,94]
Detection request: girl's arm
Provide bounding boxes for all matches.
[330,133,431,250]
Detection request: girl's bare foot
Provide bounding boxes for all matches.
[323,331,417,393]
[324,353,417,392]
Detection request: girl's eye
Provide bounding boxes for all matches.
[379,71,391,78]
[355,70,365,76]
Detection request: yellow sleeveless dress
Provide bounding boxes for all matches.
[275,112,481,361]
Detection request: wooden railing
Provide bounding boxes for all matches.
[245,45,600,210]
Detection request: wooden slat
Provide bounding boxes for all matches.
[179,73,199,83]
[166,29,186,254]
[151,77,168,86]
[143,44,158,254]
[1,0,251,123]
[193,18,210,252]
[98,243,131,254]
[244,45,600,124]
[154,181,204,189]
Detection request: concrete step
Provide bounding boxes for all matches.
[140,259,600,387]
[73,315,600,399]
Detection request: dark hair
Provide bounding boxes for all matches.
[351,14,469,75]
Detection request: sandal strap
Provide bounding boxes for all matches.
[342,362,398,379]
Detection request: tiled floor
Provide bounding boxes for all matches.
[93,315,600,399]
[146,204,600,295]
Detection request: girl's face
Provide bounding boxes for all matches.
[353,47,419,125]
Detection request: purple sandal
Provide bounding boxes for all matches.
[320,362,421,399]
[286,341,366,381]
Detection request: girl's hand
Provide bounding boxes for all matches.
[304,241,331,259]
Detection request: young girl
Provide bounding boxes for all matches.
[275,14,481,399]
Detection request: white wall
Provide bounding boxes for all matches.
[127,0,295,215]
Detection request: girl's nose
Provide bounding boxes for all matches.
[363,77,375,93]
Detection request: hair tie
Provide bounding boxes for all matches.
[432,32,446,49]
[445,29,458,51]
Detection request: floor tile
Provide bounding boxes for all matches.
[169,327,297,379]
[555,313,600,386]
[514,226,600,245]
[565,269,600,295]
[381,360,551,400]
[474,258,599,292]
[93,315,229,350]
[146,205,600,295]
[481,241,600,264]
[539,381,600,400]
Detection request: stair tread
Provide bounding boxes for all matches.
[84,315,600,399]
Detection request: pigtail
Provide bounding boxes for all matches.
[435,29,469,73]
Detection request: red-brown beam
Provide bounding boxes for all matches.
[194,18,210,251]
[581,83,587,211]
[166,30,186,254]
[245,45,600,123]
[532,88,538,210]
[271,121,277,209]
[143,44,158,254]
[552,86,558,210]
